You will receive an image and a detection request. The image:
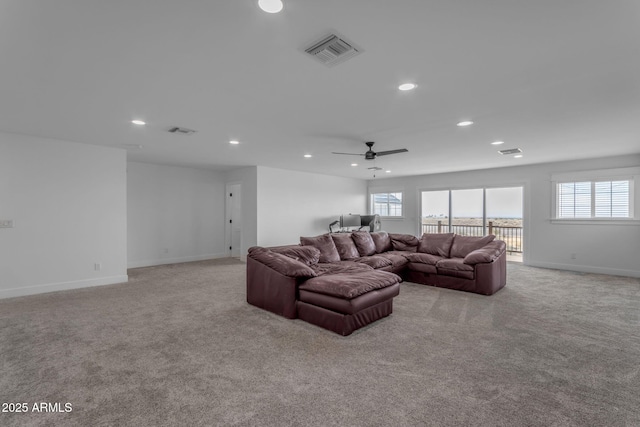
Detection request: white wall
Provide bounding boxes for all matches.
[127,162,227,268]
[368,154,640,278]
[256,166,367,247]
[0,132,127,298]
[224,166,258,261]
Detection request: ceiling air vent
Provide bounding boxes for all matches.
[304,33,362,67]
[498,148,523,155]
[168,126,197,135]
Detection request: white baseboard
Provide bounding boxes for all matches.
[0,275,129,300]
[526,260,640,278]
[127,252,228,269]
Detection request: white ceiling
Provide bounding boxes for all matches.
[1,1,639,178]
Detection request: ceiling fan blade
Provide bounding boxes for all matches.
[331,152,365,156]
[375,148,409,156]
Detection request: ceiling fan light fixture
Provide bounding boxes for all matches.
[398,83,417,91]
[258,0,283,13]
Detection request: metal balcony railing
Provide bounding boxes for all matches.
[421,221,523,253]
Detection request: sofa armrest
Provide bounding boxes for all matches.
[246,257,302,319]
[248,247,317,278]
[463,240,506,265]
[474,251,507,295]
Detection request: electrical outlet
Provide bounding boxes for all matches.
[94,263,101,271]
[0,220,14,228]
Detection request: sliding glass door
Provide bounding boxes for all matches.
[486,187,523,253]
[421,186,523,256]
[421,190,449,233]
[451,189,484,236]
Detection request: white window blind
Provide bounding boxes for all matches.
[558,182,591,218]
[595,181,629,217]
[557,180,631,219]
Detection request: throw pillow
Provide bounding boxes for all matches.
[248,247,317,278]
[417,233,455,257]
[370,231,393,253]
[330,233,360,260]
[351,231,376,256]
[463,240,506,265]
[300,234,341,263]
[450,234,496,258]
[389,233,419,252]
[270,245,321,266]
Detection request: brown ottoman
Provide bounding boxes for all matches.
[297,270,401,336]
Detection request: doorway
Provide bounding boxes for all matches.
[225,183,242,258]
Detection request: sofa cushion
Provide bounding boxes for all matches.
[450,235,496,258]
[377,252,410,268]
[436,257,475,279]
[330,233,360,260]
[389,233,419,252]
[464,240,506,265]
[301,234,341,263]
[417,233,455,257]
[311,261,373,276]
[270,245,321,266]
[299,283,400,315]
[407,263,438,274]
[351,231,377,256]
[247,247,317,278]
[405,252,444,265]
[299,271,402,299]
[354,255,393,269]
[370,231,393,253]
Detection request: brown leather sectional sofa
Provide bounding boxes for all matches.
[247,231,506,335]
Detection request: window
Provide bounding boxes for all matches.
[556,180,631,219]
[421,187,524,254]
[371,192,403,217]
[596,181,630,217]
[558,182,592,218]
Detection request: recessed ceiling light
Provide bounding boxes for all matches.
[258,0,283,13]
[351,163,358,167]
[457,120,474,127]
[398,83,417,91]
[131,120,146,125]
[491,141,504,145]
[514,154,523,158]
[304,154,312,158]
[229,140,240,145]
[385,170,391,173]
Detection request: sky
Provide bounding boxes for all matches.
[421,187,523,218]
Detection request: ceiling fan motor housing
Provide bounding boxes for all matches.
[365,141,376,159]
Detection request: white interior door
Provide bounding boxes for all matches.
[226,183,242,257]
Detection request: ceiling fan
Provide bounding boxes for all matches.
[332,141,408,160]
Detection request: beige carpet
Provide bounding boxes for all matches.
[1,259,639,426]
